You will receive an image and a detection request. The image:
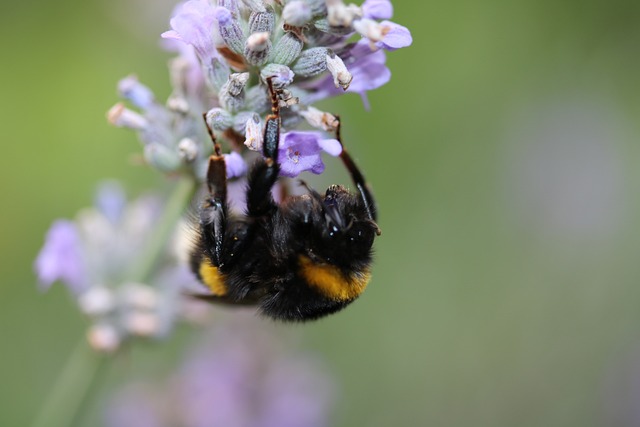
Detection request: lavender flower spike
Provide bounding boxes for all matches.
[278,131,342,178]
[35,220,87,294]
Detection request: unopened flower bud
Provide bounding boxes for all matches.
[240,0,266,13]
[218,0,240,17]
[166,95,189,113]
[144,144,181,172]
[326,52,352,90]
[219,72,250,112]
[215,6,245,54]
[118,75,155,109]
[283,1,312,26]
[206,108,233,131]
[292,47,329,77]
[300,106,339,131]
[302,0,327,16]
[107,103,148,130]
[244,113,263,151]
[260,63,295,89]
[78,286,115,316]
[353,17,385,42]
[87,323,120,353]
[270,32,303,65]
[122,283,159,310]
[244,32,271,66]
[178,138,199,162]
[125,311,160,337]
[327,0,362,27]
[249,10,275,34]
[208,58,231,92]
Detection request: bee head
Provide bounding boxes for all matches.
[301,184,378,271]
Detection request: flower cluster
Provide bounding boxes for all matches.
[108,0,411,184]
[35,182,206,352]
[105,316,336,427]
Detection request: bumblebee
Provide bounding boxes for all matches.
[190,80,380,321]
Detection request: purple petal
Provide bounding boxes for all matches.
[117,76,155,109]
[318,138,342,157]
[224,152,248,178]
[95,181,126,224]
[377,21,413,51]
[278,132,327,178]
[362,0,393,20]
[34,220,87,294]
[161,0,218,63]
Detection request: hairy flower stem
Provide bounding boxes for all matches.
[31,176,198,427]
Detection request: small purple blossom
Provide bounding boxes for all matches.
[117,75,155,109]
[278,132,342,178]
[224,151,248,178]
[362,0,394,20]
[377,20,413,51]
[35,220,87,294]
[161,0,219,64]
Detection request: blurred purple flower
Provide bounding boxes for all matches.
[362,0,393,20]
[377,20,413,51]
[106,317,336,427]
[278,131,342,178]
[161,0,219,64]
[95,181,127,224]
[34,220,87,294]
[225,151,248,179]
[118,75,155,109]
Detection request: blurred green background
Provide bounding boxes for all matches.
[2,0,640,425]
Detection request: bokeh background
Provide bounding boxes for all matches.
[3,0,640,425]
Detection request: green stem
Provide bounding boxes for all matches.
[128,176,198,282]
[31,342,107,427]
[31,176,198,427]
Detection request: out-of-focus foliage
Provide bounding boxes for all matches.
[2,0,640,426]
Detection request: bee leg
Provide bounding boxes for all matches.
[247,77,281,217]
[200,113,228,266]
[334,116,379,226]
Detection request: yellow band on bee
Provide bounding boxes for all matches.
[298,255,370,302]
[199,261,227,296]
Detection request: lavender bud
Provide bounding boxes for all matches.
[301,0,327,16]
[87,323,121,353]
[244,113,263,151]
[208,58,231,92]
[313,17,355,35]
[240,0,266,13]
[178,138,199,162]
[353,17,385,42]
[107,103,148,130]
[144,144,181,172]
[166,95,189,113]
[291,47,329,77]
[78,286,115,316]
[249,9,275,34]
[244,32,272,66]
[326,51,352,90]
[121,283,159,310]
[117,75,154,109]
[270,32,303,65]
[300,106,339,131]
[125,312,160,337]
[206,107,233,130]
[219,72,250,113]
[260,63,295,89]
[283,1,312,26]
[218,0,240,17]
[215,6,245,54]
[233,111,258,134]
[327,0,362,27]
[245,85,270,113]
